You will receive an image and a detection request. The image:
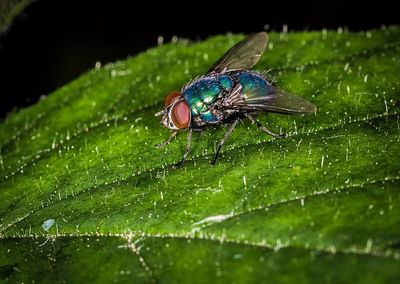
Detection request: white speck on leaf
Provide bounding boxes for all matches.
[157,35,164,46]
[322,28,327,39]
[365,238,373,252]
[192,213,233,227]
[234,254,242,259]
[42,219,55,232]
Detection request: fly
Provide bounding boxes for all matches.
[155,32,316,165]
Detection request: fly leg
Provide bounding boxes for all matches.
[245,113,286,138]
[211,118,240,165]
[156,131,178,148]
[174,128,193,167]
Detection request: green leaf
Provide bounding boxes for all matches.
[1,27,400,283]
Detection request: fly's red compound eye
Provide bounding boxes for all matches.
[164,91,181,106]
[171,100,190,129]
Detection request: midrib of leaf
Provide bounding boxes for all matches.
[1,111,399,259]
[200,178,400,255]
[2,176,399,261]
[1,232,398,260]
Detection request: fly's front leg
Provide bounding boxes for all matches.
[174,128,193,167]
[211,118,239,165]
[245,113,286,138]
[156,131,178,148]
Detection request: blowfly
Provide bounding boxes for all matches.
[155,32,316,165]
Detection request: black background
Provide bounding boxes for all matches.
[0,0,399,118]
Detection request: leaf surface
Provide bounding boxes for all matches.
[1,27,400,283]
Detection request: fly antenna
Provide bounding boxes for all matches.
[155,110,165,117]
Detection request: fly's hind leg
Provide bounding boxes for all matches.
[174,128,193,167]
[245,113,286,138]
[156,131,178,148]
[211,118,240,165]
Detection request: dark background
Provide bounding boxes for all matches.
[0,0,399,118]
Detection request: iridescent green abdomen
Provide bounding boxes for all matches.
[182,75,233,125]
[182,72,274,127]
[232,71,275,100]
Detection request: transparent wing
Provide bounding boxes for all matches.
[208,32,268,74]
[232,88,317,114]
